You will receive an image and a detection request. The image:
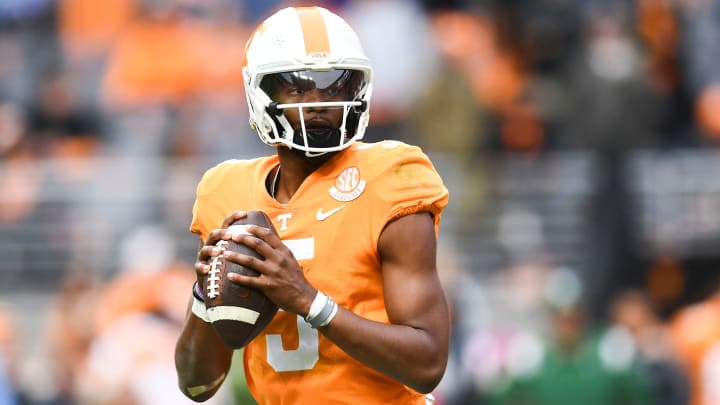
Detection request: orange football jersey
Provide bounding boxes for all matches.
[190,140,448,404]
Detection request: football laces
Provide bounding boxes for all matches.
[207,240,228,299]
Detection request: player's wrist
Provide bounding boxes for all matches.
[300,289,318,318]
[304,291,338,328]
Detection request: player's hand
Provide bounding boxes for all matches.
[194,211,250,280]
[224,224,316,317]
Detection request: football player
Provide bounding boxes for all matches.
[175,6,450,404]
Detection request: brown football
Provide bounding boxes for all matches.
[202,210,279,349]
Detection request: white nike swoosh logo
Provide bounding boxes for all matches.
[316,206,344,221]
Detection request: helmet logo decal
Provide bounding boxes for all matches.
[330,167,365,202]
[307,51,330,60]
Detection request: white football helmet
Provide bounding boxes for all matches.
[242,6,373,157]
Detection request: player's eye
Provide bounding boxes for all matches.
[324,86,341,97]
[285,86,304,96]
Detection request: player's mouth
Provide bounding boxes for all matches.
[304,117,334,129]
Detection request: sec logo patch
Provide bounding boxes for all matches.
[330,167,366,202]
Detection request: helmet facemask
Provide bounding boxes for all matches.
[254,69,370,157]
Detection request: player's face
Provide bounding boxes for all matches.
[262,70,360,130]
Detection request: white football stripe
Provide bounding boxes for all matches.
[207,306,260,324]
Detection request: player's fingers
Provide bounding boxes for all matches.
[222,250,271,276]
[204,229,223,246]
[197,244,224,263]
[230,232,284,264]
[226,269,266,290]
[194,261,211,276]
[194,244,220,276]
[240,224,288,252]
[205,228,235,246]
[221,211,249,229]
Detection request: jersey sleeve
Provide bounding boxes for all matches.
[189,159,240,241]
[369,142,449,233]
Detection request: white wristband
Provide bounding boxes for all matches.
[306,291,328,320]
[304,291,338,328]
[320,299,338,328]
[191,295,210,323]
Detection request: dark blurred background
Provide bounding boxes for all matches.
[0,0,719,404]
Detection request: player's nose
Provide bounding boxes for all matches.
[303,89,327,111]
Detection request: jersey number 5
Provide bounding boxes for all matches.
[266,313,319,372]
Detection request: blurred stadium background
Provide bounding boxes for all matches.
[1,0,720,404]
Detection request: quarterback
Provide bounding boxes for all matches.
[175,6,451,404]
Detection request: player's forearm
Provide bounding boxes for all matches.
[319,307,448,394]
[175,301,234,402]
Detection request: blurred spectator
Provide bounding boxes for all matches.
[165,0,256,159]
[469,267,657,405]
[37,225,197,404]
[675,0,720,141]
[610,289,690,405]
[100,0,247,110]
[493,302,655,405]
[344,0,441,141]
[669,284,720,405]
[26,71,104,164]
[423,6,528,152]
[41,269,103,404]
[92,258,193,333]
[0,98,65,289]
[449,265,576,403]
[564,1,669,150]
[57,0,134,107]
[100,0,209,109]
[409,8,499,222]
[76,312,220,405]
[53,225,201,404]
[58,0,135,60]
[410,22,488,156]
[93,224,195,333]
[0,99,40,226]
[99,0,253,158]
[71,226,217,405]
